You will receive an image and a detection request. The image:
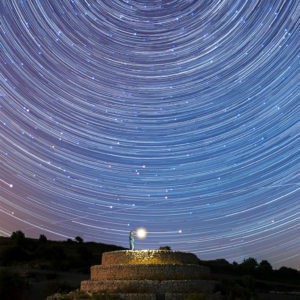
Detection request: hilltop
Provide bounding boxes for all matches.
[0,231,125,300]
[0,231,299,300]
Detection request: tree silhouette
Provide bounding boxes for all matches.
[239,257,258,275]
[257,260,273,277]
[39,234,47,243]
[75,236,83,243]
[276,266,300,283]
[11,231,25,246]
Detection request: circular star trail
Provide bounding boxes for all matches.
[0,0,299,269]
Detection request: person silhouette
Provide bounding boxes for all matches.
[129,231,135,250]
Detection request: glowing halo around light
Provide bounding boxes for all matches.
[136,228,147,239]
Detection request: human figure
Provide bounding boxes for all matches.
[129,231,135,250]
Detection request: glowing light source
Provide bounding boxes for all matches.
[136,227,147,239]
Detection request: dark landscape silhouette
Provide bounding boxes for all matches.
[0,231,299,300]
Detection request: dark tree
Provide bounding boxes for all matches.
[275,266,300,283]
[75,236,83,243]
[209,259,233,273]
[11,231,25,245]
[257,259,273,277]
[39,234,47,243]
[239,257,258,275]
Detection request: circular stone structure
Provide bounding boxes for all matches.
[81,250,215,298]
[101,249,200,265]
[91,264,210,280]
[81,279,216,294]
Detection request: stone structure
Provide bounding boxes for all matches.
[81,250,219,299]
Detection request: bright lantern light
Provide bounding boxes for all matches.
[136,227,147,239]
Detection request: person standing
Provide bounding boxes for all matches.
[129,231,135,250]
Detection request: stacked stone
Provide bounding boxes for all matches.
[81,250,217,298]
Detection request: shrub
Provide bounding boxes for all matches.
[158,246,171,251]
[0,245,29,264]
[220,276,257,300]
[45,280,75,295]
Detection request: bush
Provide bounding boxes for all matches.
[49,246,66,260]
[275,266,300,284]
[158,246,171,251]
[45,280,75,295]
[0,245,29,265]
[220,276,257,300]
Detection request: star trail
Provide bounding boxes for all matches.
[0,0,299,269]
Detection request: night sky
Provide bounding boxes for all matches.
[0,0,299,270]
